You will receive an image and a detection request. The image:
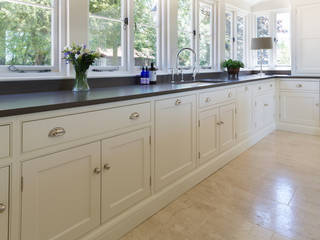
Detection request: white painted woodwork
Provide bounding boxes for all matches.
[21,142,101,240]
[262,93,275,127]
[101,128,151,223]
[22,102,151,152]
[198,107,220,165]
[0,167,9,240]
[155,95,196,191]
[219,103,236,153]
[293,2,320,74]
[0,125,10,159]
[279,80,319,92]
[199,88,236,108]
[236,85,253,141]
[280,92,320,126]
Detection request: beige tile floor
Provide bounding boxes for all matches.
[121,131,320,240]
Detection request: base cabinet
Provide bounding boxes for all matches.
[155,95,196,191]
[21,143,101,240]
[0,167,9,240]
[101,128,151,223]
[198,103,236,165]
[236,86,253,141]
[280,92,320,126]
[254,92,275,130]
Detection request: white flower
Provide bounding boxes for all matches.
[64,45,70,51]
[75,54,80,59]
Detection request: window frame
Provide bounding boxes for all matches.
[0,0,61,75]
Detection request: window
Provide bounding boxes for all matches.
[236,15,245,63]
[225,11,232,60]
[177,0,193,67]
[134,0,159,67]
[89,0,123,70]
[275,12,290,66]
[198,2,213,68]
[0,0,56,70]
[256,15,271,66]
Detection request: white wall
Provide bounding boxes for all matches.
[225,0,251,11]
[251,0,290,12]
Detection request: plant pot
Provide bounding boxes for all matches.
[227,67,240,80]
[73,70,90,92]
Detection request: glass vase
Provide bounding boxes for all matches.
[73,70,90,92]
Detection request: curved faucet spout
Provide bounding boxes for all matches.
[175,48,198,82]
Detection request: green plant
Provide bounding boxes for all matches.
[222,59,245,69]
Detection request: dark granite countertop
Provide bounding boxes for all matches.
[0,74,319,117]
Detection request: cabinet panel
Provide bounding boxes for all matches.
[155,95,196,191]
[199,108,219,165]
[101,128,151,223]
[220,103,236,153]
[263,93,275,127]
[280,92,319,126]
[21,143,101,240]
[236,85,253,141]
[0,125,10,159]
[0,167,9,240]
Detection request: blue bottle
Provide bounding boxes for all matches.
[140,67,145,85]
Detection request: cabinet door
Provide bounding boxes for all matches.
[236,86,253,141]
[155,95,196,191]
[219,103,236,153]
[280,92,320,126]
[0,167,9,240]
[254,95,265,130]
[101,128,151,223]
[21,143,101,240]
[262,93,275,127]
[198,108,220,165]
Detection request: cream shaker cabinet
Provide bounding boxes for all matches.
[0,167,9,240]
[155,95,196,191]
[101,128,151,223]
[254,93,275,130]
[0,125,10,159]
[21,142,101,240]
[219,103,236,153]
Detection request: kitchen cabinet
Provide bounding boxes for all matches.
[155,95,196,191]
[254,93,275,130]
[0,125,10,159]
[219,103,236,153]
[101,128,151,223]
[0,167,9,240]
[21,142,101,240]
[280,92,319,126]
[236,85,253,141]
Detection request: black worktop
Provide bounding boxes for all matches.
[0,74,319,117]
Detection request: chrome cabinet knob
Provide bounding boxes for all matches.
[104,164,111,170]
[93,168,101,174]
[0,203,6,213]
[129,112,140,120]
[48,127,66,137]
[175,99,182,105]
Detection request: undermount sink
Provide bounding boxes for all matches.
[173,81,215,87]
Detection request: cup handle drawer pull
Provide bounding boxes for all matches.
[129,112,140,120]
[0,203,6,213]
[175,99,182,105]
[48,127,66,137]
[296,84,303,88]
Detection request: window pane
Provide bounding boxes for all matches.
[256,15,270,65]
[276,12,291,66]
[0,1,53,66]
[134,0,158,67]
[236,15,245,63]
[89,0,122,68]
[199,3,212,68]
[225,12,232,60]
[177,0,192,67]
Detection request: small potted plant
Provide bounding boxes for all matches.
[63,44,103,92]
[222,59,245,79]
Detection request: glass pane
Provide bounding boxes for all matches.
[134,0,158,67]
[19,0,53,7]
[0,1,52,66]
[236,15,245,63]
[225,12,232,60]
[276,12,291,66]
[89,0,121,20]
[177,0,192,67]
[199,3,212,67]
[89,18,122,67]
[256,15,270,65]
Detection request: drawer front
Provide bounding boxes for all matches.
[199,88,236,108]
[253,81,275,95]
[0,125,10,159]
[0,167,9,240]
[280,80,319,91]
[23,103,151,152]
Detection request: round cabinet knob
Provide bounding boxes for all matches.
[0,203,6,213]
[104,164,111,170]
[48,127,66,137]
[258,86,262,90]
[205,97,211,103]
[270,84,273,87]
[129,112,140,120]
[175,99,182,105]
[93,168,101,174]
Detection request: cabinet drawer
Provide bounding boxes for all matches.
[22,103,151,152]
[0,125,10,159]
[280,80,319,91]
[253,81,275,95]
[199,88,236,108]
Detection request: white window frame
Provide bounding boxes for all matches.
[0,0,61,76]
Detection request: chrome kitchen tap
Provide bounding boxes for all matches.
[175,48,198,82]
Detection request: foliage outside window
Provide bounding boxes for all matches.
[199,2,212,68]
[225,11,232,60]
[0,0,54,67]
[256,15,270,65]
[276,12,290,66]
[236,15,245,63]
